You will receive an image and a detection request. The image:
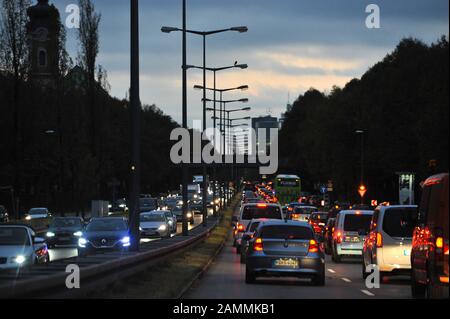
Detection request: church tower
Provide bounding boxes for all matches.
[27,0,60,88]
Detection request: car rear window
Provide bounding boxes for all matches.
[247,222,261,232]
[382,208,418,238]
[294,207,318,214]
[343,214,372,232]
[311,213,328,221]
[260,225,313,240]
[242,206,282,220]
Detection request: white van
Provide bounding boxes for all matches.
[332,210,373,262]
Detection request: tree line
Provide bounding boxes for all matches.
[0,0,179,216]
[279,37,449,204]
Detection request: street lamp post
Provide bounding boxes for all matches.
[162,27,247,227]
[356,130,365,204]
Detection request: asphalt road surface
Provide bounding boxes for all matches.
[48,214,204,262]
[186,212,412,299]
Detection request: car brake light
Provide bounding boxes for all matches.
[436,237,444,249]
[336,232,342,244]
[35,246,48,257]
[440,276,449,284]
[237,223,245,232]
[376,233,383,248]
[309,239,319,253]
[257,204,267,208]
[292,214,300,219]
[254,238,263,251]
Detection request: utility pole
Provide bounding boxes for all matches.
[129,0,141,251]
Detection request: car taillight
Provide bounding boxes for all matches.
[237,224,245,232]
[35,246,48,257]
[336,232,342,244]
[292,214,299,219]
[309,239,319,253]
[254,238,263,251]
[436,236,444,249]
[376,232,383,248]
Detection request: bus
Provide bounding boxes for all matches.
[273,174,302,205]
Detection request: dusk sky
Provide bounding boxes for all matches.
[53,0,449,126]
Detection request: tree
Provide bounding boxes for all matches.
[77,0,101,157]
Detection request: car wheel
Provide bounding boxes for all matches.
[411,269,426,299]
[245,267,256,284]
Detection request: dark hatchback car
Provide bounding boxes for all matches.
[46,217,84,248]
[245,220,325,286]
[411,173,449,299]
[78,217,130,257]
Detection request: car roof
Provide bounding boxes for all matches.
[338,210,373,216]
[242,203,279,207]
[259,220,311,227]
[91,217,127,221]
[0,224,34,231]
[376,205,417,211]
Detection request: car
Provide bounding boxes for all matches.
[411,173,449,299]
[233,203,283,254]
[323,218,336,255]
[109,198,128,214]
[245,220,325,286]
[189,200,203,215]
[331,210,373,263]
[140,211,171,239]
[172,206,194,225]
[0,224,49,272]
[308,212,329,239]
[78,217,130,257]
[0,205,9,223]
[46,217,85,248]
[362,205,418,280]
[161,210,177,233]
[288,206,318,222]
[24,207,52,221]
[240,219,267,264]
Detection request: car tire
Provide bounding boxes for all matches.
[411,269,426,299]
[245,267,256,284]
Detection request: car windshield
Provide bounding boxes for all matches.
[247,222,261,232]
[311,213,328,221]
[260,225,313,240]
[383,208,418,238]
[0,228,30,246]
[52,218,82,228]
[29,208,47,215]
[86,219,127,232]
[294,207,318,214]
[140,214,165,222]
[343,214,373,233]
[242,206,282,220]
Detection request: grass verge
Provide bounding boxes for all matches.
[88,201,237,299]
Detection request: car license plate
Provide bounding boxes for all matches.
[273,258,299,269]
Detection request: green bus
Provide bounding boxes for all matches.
[274,174,302,205]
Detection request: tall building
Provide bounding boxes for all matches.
[251,116,279,155]
[27,0,60,88]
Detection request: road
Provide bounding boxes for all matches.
[47,214,204,262]
[185,212,412,299]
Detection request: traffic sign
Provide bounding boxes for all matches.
[320,185,328,194]
[371,200,378,207]
[358,185,367,198]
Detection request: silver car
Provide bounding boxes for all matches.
[140,212,171,238]
[24,208,51,221]
[161,210,177,233]
[245,220,325,285]
[0,225,49,272]
[362,205,418,279]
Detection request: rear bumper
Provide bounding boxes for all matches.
[247,254,325,278]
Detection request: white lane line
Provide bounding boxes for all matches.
[361,289,375,297]
[327,268,336,273]
[341,277,352,283]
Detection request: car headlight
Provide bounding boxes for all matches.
[15,255,26,264]
[25,215,31,221]
[158,225,167,231]
[168,220,173,225]
[73,231,83,237]
[119,204,126,208]
[46,232,56,238]
[187,212,193,218]
[108,204,112,209]
[121,236,131,247]
[78,238,88,248]
[139,227,143,231]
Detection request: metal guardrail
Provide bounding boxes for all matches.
[0,216,220,299]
